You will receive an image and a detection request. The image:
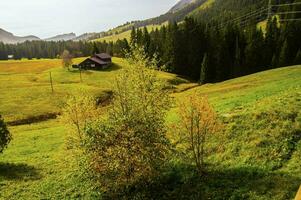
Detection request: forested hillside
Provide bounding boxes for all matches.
[126,1,301,83]
[93,0,269,41]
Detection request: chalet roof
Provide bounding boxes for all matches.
[95,53,111,59]
[88,57,108,65]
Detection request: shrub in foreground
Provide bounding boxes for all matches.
[84,49,171,195]
[0,115,11,154]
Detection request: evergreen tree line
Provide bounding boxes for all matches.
[129,17,301,82]
[0,39,129,60]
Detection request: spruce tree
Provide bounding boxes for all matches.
[265,18,280,66]
[200,53,209,84]
[130,27,137,46]
[92,42,100,54]
[294,49,301,65]
[278,40,289,67]
[136,28,143,46]
[142,27,151,56]
[234,37,241,77]
[245,27,265,73]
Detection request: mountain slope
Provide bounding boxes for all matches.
[0,28,40,44]
[169,0,196,13]
[93,0,271,42]
[189,0,267,21]
[45,33,77,42]
[92,0,208,42]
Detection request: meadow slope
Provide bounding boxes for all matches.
[0,59,300,199]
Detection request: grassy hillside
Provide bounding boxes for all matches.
[92,24,165,43]
[188,0,215,17]
[0,59,300,199]
[163,66,301,199]
[0,58,187,199]
[91,0,212,42]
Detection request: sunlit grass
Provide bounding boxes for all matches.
[0,57,300,199]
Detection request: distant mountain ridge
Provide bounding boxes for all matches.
[0,28,40,44]
[169,0,196,13]
[45,33,77,42]
[0,27,102,44]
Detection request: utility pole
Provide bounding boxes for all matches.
[79,67,83,83]
[49,72,54,93]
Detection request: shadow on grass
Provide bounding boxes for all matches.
[115,164,301,200]
[0,162,41,181]
[103,63,122,72]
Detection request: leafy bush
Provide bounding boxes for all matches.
[61,90,98,149]
[83,48,171,195]
[0,115,11,154]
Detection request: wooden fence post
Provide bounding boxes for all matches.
[49,72,54,93]
[79,68,83,83]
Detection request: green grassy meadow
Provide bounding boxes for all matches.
[0,57,180,123]
[0,58,300,199]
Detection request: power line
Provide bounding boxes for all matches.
[271,2,301,7]
[217,7,268,29]
[218,7,268,27]
[214,1,301,30]
[275,11,301,15]
[279,18,301,22]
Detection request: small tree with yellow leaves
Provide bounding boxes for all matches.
[177,93,221,175]
[61,91,97,148]
[61,50,73,71]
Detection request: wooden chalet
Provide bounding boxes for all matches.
[79,53,112,70]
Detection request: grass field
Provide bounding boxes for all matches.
[0,120,97,199]
[0,58,182,123]
[0,58,300,199]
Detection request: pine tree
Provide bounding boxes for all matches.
[278,40,289,67]
[200,53,209,84]
[233,37,241,77]
[142,27,151,56]
[136,28,143,46]
[294,49,301,65]
[265,18,280,66]
[130,27,137,45]
[245,27,265,73]
[92,42,100,54]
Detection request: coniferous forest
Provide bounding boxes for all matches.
[128,18,301,83]
[0,0,301,84]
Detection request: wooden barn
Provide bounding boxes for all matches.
[79,53,112,70]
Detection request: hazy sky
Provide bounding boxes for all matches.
[0,0,178,38]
